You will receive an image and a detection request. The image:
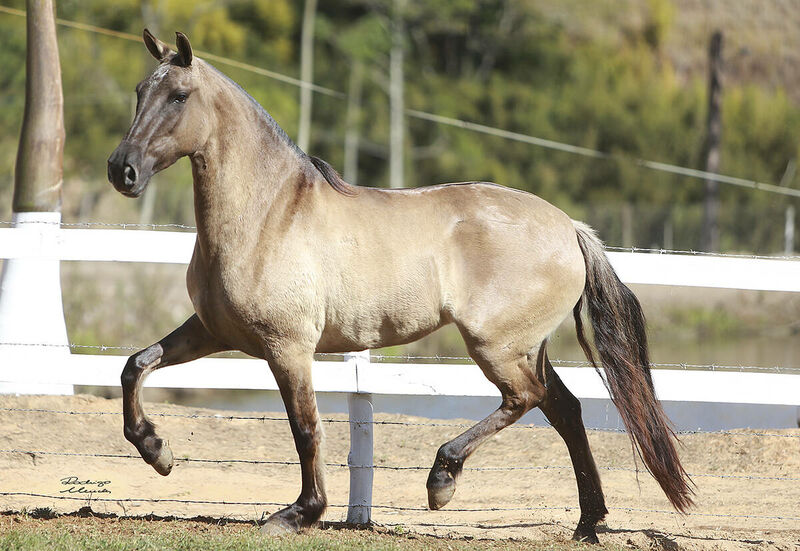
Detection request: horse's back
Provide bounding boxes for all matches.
[408,182,586,341]
[315,182,586,353]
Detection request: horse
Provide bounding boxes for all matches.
[107,30,693,542]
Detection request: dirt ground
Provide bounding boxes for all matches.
[1,394,798,550]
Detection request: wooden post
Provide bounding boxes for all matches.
[663,215,674,251]
[701,31,723,252]
[13,0,64,212]
[344,60,364,185]
[389,0,405,188]
[785,205,795,255]
[621,203,634,248]
[345,350,373,525]
[0,0,71,395]
[297,0,317,152]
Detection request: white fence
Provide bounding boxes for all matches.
[1,220,800,523]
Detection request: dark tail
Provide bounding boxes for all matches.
[572,221,694,513]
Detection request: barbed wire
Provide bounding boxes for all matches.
[1,7,799,200]
[0,219,197,231]
[2,448,798,481]
[1,407,798,439]
[404,110,800,200]
[603,245,800,261]
[1,491,799,522]
[3,219,800,261]
[3,341,800,374]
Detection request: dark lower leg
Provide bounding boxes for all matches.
[121,314,226,475]
[426,358,544,510]
[539,355,607,543]
[263,362,326,533]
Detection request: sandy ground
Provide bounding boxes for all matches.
[1,394,799,550]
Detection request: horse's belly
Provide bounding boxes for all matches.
[317,275,448,352]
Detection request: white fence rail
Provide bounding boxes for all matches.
[3,352,800,406]
[3,227,800,291]
[2,222,800,523]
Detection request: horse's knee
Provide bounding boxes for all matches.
[121,357,140,389]
[502,389,540,418]
[121,345,164,388]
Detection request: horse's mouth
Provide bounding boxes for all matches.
[120,187,146,198]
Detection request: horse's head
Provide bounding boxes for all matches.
[108,30,208,197]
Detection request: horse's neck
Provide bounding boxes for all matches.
[190,116,305,261]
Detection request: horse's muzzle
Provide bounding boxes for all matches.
[107,144,148,198]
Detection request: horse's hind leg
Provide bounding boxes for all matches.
[538,352,607,543]
[427,343,547,510]
[261,346,326,534]
[121,314,227,475]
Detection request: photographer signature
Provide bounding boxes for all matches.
[59,476,112,494]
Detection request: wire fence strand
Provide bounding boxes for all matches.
[1,492,799,522]
[1,407,798,439]
[2,448,798,481]
[3,341,800,374]
[3,218,800,262]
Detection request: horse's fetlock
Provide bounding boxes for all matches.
[123,424,138,443]
[302,493,327,520]
[434,446,463,476]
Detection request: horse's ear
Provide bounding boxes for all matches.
[143,28,170,61]
[175,32,193,67]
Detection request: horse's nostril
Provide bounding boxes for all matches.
[124,164,137,185]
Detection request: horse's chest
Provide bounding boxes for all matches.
[187,258,319,350]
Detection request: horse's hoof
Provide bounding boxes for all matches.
[260,515,296,535]
[572,525,600,544]
[149,441,174,476]
[261,508,303,535]
[426,469,456,510]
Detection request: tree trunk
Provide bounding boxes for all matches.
[297,0,317,152]
[13,0,64,212]
[701,31,723,252]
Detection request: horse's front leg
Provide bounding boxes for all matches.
[261,348,326,534]
[121,314,227,475]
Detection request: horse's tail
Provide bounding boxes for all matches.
[571,220,694,513]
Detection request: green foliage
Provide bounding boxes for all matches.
[0,0,798,253]
[643,0,674,51]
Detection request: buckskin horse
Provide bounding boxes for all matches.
[107,30,693,542]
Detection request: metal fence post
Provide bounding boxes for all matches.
[345,350,373,525]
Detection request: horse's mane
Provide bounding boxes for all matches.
[203,62,358,198]
[308,156,359,197]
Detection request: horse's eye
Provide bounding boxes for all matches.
[173,93,187,104]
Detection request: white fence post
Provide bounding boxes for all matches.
[0,213,72,395]
[345,350,373,525]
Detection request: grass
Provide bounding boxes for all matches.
[0,512,626,551]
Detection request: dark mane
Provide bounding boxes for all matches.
[308,156,359,196]
[204,62,357,198]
